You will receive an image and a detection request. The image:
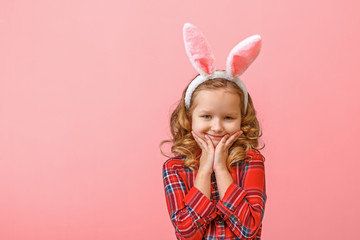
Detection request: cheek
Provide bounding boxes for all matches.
[227,121,241,133]
[191,119,206,134]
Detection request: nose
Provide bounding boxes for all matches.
[211,118,224,133]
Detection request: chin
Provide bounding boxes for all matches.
[211,140,220,146]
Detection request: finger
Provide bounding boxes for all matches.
[204,134,215,149]
[192,131,213,148]
[217,134,230,148]
[192,131,204,147]
[225,131,243,148]
[192,131,208,149]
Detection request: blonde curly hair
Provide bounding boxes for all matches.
[160,77,265,171]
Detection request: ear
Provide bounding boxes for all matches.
[226,34,262,77]
[183,23,215,76]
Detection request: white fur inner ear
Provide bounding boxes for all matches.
[183,23,215,76]
[226,34,262,77]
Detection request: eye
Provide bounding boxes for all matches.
[202,115,211,119]
[225,116,233,120]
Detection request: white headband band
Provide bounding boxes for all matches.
[183,23,262,113]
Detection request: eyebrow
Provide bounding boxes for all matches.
[197,110,239,115]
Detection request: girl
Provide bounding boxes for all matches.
[161,23,267,240]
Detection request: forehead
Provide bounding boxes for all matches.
[192,88,241,113]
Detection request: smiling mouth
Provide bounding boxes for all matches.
[207,134,224,139]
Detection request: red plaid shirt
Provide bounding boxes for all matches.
[162,149,267,240]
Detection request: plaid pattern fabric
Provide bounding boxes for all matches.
[163,149,267,240]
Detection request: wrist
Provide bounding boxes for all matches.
[197,167,213,177]
[214,165,229,174]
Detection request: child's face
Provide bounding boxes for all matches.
[191,88,242,147]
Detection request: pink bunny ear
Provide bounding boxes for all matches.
[226,35,262,77]
[183,23,215,75]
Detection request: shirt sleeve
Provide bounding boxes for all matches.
[216,157,267,239]
[163,160,218,240]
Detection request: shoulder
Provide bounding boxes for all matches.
[231,149,265,170]
[245,149,265,163]
[162,156,185,172]
[245,149,265,169]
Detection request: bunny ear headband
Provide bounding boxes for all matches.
[183,23,262,113]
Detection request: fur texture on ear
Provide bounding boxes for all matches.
[226,35,262,77]
[182,23,262,114]
[183,23,215,76]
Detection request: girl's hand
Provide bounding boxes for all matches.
[192,131,215,175]
[213,131,243,173]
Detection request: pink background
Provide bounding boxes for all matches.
[1,0,359,239]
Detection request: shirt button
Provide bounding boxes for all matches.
[196,221,201,226]
[233,216,238,221]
